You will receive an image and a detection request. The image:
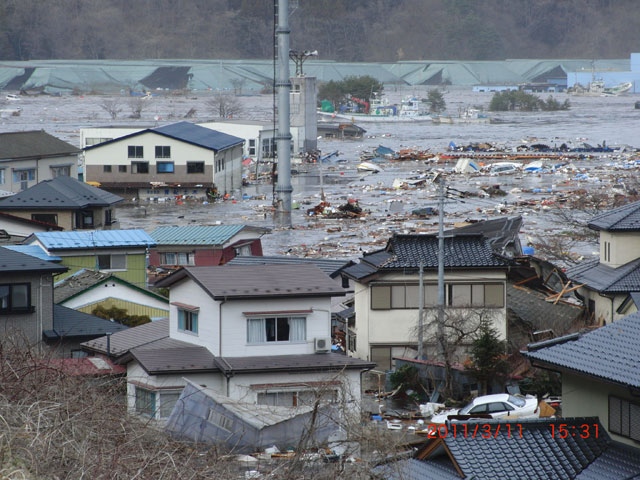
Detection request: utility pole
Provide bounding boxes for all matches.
[274,0,292,226]
[417,261,424,359]
[436,176,446,360]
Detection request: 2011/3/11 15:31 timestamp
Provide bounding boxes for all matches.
[549,423,598,438]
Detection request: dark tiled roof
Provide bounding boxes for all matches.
[228,255,351,277]
[0,176,123,210]
[341,250,392,281]
[82,317,171,357]
[0,130,80,159]
[220,353,375,373]
[566,258,640,293]
[523,312,640,388]
[588,200,640,231]
[132,345,219,374]
[156,264,349,299]
[153,121,244,151]
[447,215,523,255]
[384,234,508,269]
[54,269,112,303]
[403,417,640,480]
[46,304,128,338]
[0,246,67,273]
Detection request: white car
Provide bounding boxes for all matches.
[431,394,539,424]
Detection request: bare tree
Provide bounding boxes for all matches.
[230,77,246,95]
[100,98,123,119]
[127,97,148,119]
[206,93,243,119]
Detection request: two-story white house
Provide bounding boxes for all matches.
[341,233,510,370]
[566,200,640,325]
[83,121,243,199]
[82,264,373,421]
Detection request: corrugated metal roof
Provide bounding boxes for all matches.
[4,244,61,261]
[523,312,640,388]
[33,229,156,251]
[0,246,67,273]
[157,264,348,299]
[153,121,244,151]
[82,317,171,357]
[150,225,245,246]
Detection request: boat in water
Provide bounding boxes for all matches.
[432,107,493,125]
[569,80,633,97]
[318,93,432,123]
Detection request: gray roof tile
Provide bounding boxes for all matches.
[0,246,67,273]
[566,258,640,293]
[48,304,128,338]
[156,264,349,299]
[0,176,122,210]
[54,269,112,303]
[523,312,640,388]
[447,215,523,255]
[0,130,80,159]
[132,344,218,374]
[82,317,170,357]
[589,200,640,231]
[228,255,351,277]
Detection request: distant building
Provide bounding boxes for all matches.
[0,130,80,193]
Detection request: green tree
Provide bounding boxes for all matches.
[465,319,510,395]
[91,305,151,328]
[426,89,446,113]
[489,90,570,112]
[317,75,383,110]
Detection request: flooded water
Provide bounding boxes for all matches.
[2,86,638,260]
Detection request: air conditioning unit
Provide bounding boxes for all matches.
[314,337,331,353]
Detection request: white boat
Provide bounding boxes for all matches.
[569,81,633,97]
[357,161,383,173]
[5,94,20,101]
[433,108,492,124]
[317,93,432,123]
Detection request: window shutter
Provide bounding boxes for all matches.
[178,309,185,330]
[192,312,198,334]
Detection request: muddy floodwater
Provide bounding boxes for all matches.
[2,86,638,261]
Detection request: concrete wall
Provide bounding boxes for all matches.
[562,371,640,448]
[0,272,54,346]
[290,77,318,153]
[600,231,640,267]
[578,287,626,325]
[0,154,78,193]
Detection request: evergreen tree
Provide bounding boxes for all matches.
[465,319,510,395]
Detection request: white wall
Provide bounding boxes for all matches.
[59,279,169,312]
[80,127,143,148]
[600,231,640,267]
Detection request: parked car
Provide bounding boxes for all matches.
[431,394,539,424]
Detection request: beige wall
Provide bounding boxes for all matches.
[0,155,78,193]
[578,287,626,324]
[600,231,640,267]
[5,206,115,231]
[562,371,640,448]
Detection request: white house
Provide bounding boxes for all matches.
[83,121,243,199]
[82,264,373,421]
[341,234,510,370]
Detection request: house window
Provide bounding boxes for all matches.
[370,346,392,371]
[155,146,171,158]
[0,169,4,184]
[156,161,174,173]
[257,389,337,407]
[119,165,127,173]
[604,241,611,262]
[97,254,127,271]
[75,210,94,229]
[371,283,504,309]
[447,284,504,308]
[235,244,252,256]
[248,139,256,156]
[246,316,306,344]
[159,391,182,418]
[85,137,112,146]
[31,213,58,225]
[161,252,194,266]
[13,169,35,190]
[135,387,156,416]
[215,158,225,173]
[609,395,640,441]
[51,165,71,177]
[128,146,144,158]
[105,209,113,225]
[131,161,149,174]
[187,161,205,174]
[103,165,112,173]
[0,283,32,313]
[178,309,198,334]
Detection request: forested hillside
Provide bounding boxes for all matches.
[0,0,636,61]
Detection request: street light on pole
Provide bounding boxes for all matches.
[289,49,318,77]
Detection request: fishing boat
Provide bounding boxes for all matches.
[569,81,633,97]
[318,93,432,123]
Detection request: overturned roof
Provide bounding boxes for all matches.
[0,130,80,159]
[447,216,523,256]
[150,224,268,246]
[0,176,122,210]
[588,200,640,231]
[523,312,640,389]
[155,264,349,299]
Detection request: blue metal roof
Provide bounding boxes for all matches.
[150,225,245,246]
[32,229,156,251]
[153,121,244,152]
[3,244,62,262]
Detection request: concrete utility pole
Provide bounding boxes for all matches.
[417,262,424,359]
[274,0,292,225]
[436,176,446,360]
